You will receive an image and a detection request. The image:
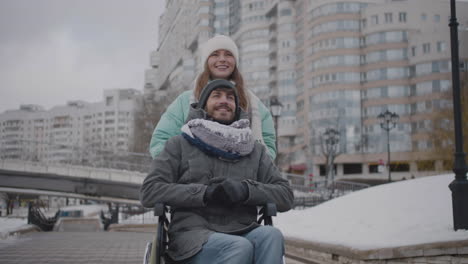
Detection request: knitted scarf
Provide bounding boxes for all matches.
[181,118,255,160]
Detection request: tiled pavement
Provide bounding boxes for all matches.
[0,231,306,264]
[0,231,154,264]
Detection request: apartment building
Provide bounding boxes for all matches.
[0,89,141,165]
[296,0,468,178]
[147,0,468,178]
[145,0,257,104]
[143,0,211,103]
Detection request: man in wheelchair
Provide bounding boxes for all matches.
[140,79,294,264]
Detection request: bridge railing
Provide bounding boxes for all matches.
[0,159,146,184]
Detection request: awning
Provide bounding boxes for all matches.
[289,163,307,171]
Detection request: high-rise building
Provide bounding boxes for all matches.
[297,0,468,178]
[147,0,468,179]
[144,0,260,105]
[143,0,208,104]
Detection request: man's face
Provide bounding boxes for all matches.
[205,88,236,124]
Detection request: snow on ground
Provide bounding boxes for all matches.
[121,210,157,224]
[276,174,468,250]
[0,204,107,238]
[59,204,108,217]
[0,218,27,235]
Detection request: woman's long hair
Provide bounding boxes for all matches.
[194,63,249,111]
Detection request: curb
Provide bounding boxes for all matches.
[108,223,157,232]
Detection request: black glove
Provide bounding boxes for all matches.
[204,177,227,205]
[203,184,220,205]
[218,179,249,205]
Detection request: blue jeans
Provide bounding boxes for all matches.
[184,226,284,264]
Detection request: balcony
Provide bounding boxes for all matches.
[269,31,277,43]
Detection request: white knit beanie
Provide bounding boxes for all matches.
[200,35,239,68]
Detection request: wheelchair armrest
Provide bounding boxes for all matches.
[263,203,277,217]
[258,203,277,226]
[154,203,165,216]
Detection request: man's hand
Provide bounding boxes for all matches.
[218,179,249,205]
[204,179,249,206]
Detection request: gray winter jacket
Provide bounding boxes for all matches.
[140,107,294,261]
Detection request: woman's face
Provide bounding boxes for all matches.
[207,49,236,79]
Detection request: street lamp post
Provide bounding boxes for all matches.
[323,128,340,188]
[378,110,399,183]
[270,96,283,163]
[448,0,468,231]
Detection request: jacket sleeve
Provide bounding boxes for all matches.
[243,147,294,212]
[141,137,207,208]
[258,101,277,160]
[149,92,189,159]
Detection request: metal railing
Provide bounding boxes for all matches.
[285,174,370,209]
[27,202,60,231]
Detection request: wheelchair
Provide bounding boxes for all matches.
[143,203,278,264]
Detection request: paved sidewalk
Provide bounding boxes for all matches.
[0,231,154,264]
[0,230,308,264]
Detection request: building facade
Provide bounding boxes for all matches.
[0,89,141,167]
[296,0,468,179]
[147,0,468,179]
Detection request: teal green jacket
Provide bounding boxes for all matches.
[149,90,277,160]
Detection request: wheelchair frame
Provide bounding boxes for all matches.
[143,203,277,264]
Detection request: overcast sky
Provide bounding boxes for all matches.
[0,0,165,112]
[1,1,467,113]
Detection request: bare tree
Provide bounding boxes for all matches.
[132,88,182,154]
[320,128,341,188]
[426,71,468,171]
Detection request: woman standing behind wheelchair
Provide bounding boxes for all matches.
[148,35,277,162]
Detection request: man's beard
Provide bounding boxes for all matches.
[206,113,234,125]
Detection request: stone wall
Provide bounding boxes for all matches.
[285,237,468,264]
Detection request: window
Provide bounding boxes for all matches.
[399,12,407,22]
[199,18,209,26]
[421,13,427,21]
[371,15,379,25]
[280,8,292,16]
[434,14,441,22]
[437,41,446,52]
[411,46,417,56]
[385,13,393,23]
[423,43,431,54]
[197,6,210,14]
[433,60,450,73]
[106,96,113,106]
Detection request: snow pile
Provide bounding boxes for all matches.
[0,218,28,239]
[276,174,468,249]
[59,204,108,217]
[120,210,157,224]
